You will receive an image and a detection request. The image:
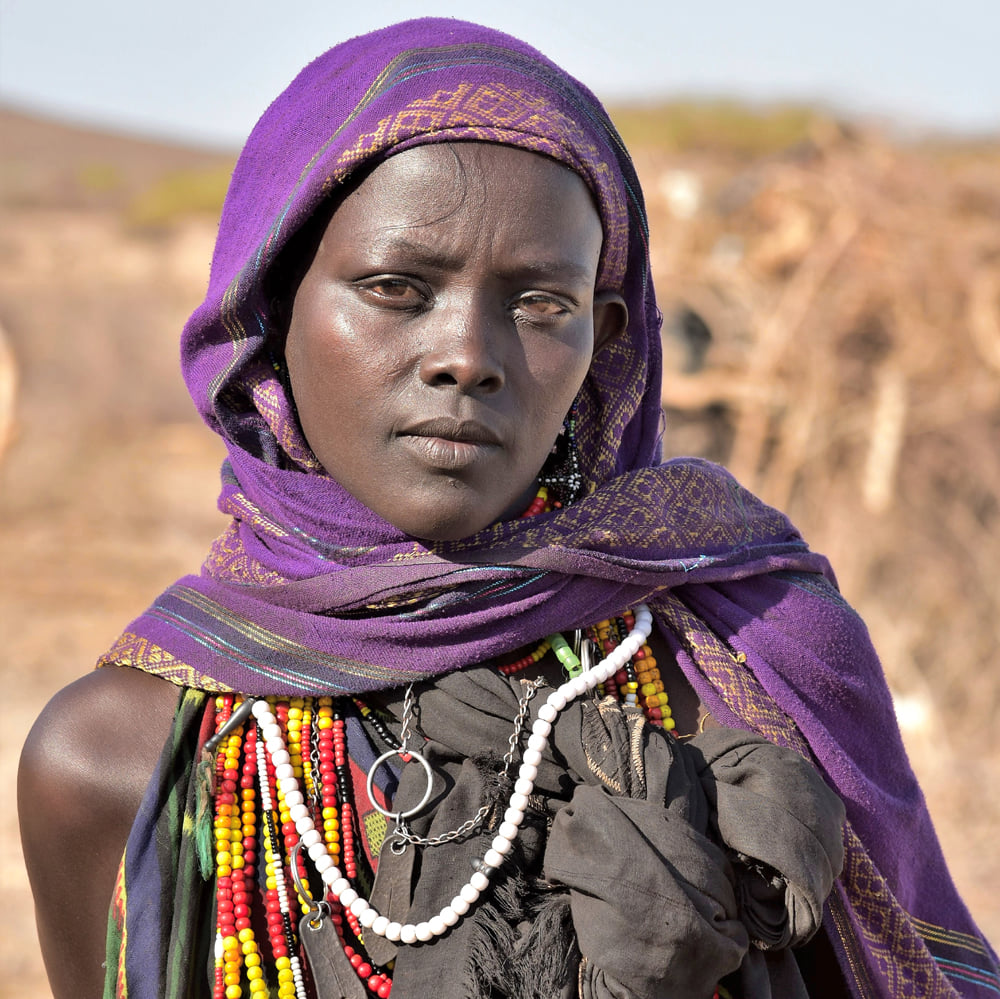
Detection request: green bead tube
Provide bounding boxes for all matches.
[549,632,582,677]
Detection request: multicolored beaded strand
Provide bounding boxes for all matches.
[519,484,555,518]
[213,694,239,999]
[496,608,675,731]
[211,695,274,999]
[496,637,551,676]
[207,695,394,997]
[589,610,675,731]
[256,711,308,999]
[318,700,392,996]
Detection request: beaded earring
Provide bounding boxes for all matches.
[269,349,293,399]
[537,399,584,507]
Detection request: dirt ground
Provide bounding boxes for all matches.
[1,108,997,997]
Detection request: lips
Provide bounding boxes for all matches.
[398,417,503,470]
[401,417,502,446]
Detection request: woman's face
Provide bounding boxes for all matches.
[284,142,626,541]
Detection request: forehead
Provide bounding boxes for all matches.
[316,143,605,269]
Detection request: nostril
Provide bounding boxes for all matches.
[420,353,505,392]
[418,317,506,391]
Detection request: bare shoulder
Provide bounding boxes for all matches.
[18,666,181,999]
[19,665,182,823]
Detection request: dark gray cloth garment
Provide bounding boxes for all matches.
[368,666,845,999]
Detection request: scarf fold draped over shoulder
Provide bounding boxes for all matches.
[99,16,998,998]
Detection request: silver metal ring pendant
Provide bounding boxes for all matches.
[365,747,434,820]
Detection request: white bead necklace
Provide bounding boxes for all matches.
[250,603,653,944]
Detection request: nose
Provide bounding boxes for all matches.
[418,295,506,394]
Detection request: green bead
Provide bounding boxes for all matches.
[549,632,582,677]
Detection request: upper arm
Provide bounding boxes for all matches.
[18,666,181,999]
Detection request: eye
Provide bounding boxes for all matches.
[357,276,428,308]
[512,292,574,323]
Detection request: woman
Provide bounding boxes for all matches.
[19,17,998,999]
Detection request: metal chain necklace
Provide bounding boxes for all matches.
[384,677,545,853]
[250,603,653,945]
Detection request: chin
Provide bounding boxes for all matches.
[398,502,509,544]
[410,518,494,543]
[380,478,540,542]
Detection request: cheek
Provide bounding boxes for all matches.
[287,290,373,399]
[285,316,367,455]
[514,344,592,475]
[525,331,594,415]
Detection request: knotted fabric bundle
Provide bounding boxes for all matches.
[364,666,844,998]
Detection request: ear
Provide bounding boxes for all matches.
[592,291,629,355]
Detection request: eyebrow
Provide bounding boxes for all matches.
[365,233,596,283]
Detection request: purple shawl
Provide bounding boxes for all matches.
[100,17,997,997]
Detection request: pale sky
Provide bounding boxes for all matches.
[2,0,998,149]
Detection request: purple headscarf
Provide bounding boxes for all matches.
[102,16,826,694]
[101,18,997,997]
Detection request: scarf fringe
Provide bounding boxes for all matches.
[466,860,579,999]
[194,749,216,881]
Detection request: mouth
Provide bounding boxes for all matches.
[398,417,503,470]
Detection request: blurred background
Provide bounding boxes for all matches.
[2,1,998,993]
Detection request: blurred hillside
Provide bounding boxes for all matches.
[2,103,997,994]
